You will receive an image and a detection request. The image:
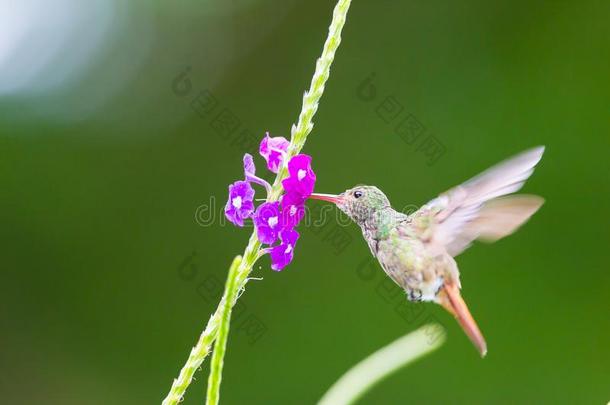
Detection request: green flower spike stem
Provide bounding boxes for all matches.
[161,0,353,404]
[205,255,241,405]
[317,324,446,405]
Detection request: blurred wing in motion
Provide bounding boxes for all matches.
[424,146,545,256]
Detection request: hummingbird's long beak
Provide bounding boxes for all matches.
[438,282,488,357]
[309,193,344,204]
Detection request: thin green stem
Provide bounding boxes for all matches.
[205,256,242,405]
[317,324,446,405]
[160,302,222,405]
[161,0,352,403]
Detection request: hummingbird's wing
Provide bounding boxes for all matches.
[421,146,545,256]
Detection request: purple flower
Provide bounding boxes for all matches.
[260,132,289,173]
[224,180,255,227]
[225,139,317,272]
[243,153,256,177]
[270,229,300,271]
[254,202,281,245]
[281,154,316,198]
[243,153,271,194]
[280,191,306,228]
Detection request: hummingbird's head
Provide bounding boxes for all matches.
[310,185,391,226]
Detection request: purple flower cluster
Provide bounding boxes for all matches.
[224,133,316,271]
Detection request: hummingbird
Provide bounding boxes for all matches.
[310,146,545,357]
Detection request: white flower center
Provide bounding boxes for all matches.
[284,244,293,254]
[232,196,242,209]
[268,216,278,228]
[289,205,297,216]
[297,169,307,181]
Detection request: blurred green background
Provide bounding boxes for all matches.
[1,0,609,404]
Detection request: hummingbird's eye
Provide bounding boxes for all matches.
[353,190,363,199]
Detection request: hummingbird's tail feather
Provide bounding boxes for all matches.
[438,282,487,357]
